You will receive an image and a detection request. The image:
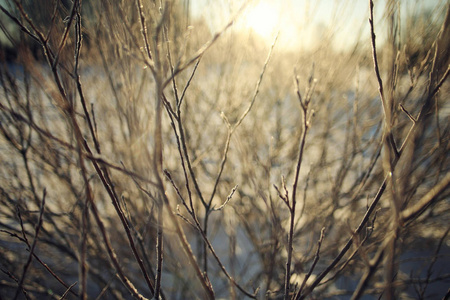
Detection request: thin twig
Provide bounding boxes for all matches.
[400,172,450,224]
[209,33,279,208]
[52,0,78,69]
[13,189,46,300]
[351,238,387,300]
[0,229,79,297]
[297,228,326,296]
[162,2,250,88]
[213,185,238,211]
[154,203,164,299]
[296,174,387,300]
[418,228,450,298]
[285,67,314,300]
[369,0,386,117]
[399,104,417,123]
[84,142,156,297]
[60,281,78,300]
[135,0,155,72]
[234,33,279,131]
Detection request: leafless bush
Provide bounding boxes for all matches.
[0,0,448,299]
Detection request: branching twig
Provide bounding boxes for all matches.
[13,189,46,300]
[274,176,289,209]
[213,185,238,211]
[296,228,325,297]
[208,33,279,209]
[285,67,314,300]
[162,3,250,88]
[350,237,387,300]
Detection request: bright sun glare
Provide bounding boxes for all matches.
[244,1,279,39]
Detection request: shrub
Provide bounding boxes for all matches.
[0,0,449,299]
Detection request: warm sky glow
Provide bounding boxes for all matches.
[243,1,279,39]
[237,0,301,49]
[190,0,445,51]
